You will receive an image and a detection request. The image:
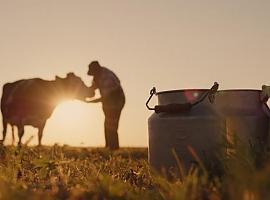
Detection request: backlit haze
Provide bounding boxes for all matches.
[0,0,269,146]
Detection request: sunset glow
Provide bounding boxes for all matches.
[0,0,269,147]
[54,100,89,124]
[44,100,105,147]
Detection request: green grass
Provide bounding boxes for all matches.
[0,141,269,200]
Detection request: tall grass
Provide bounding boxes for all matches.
[0,138,269,200]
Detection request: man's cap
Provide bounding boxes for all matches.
[88,61,100,68]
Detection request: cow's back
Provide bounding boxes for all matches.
[1,80,25,114]
[1,78,56,126]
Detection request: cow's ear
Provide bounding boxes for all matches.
[67,72,75,78]
[55,75,61,80]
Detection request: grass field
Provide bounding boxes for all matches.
[0,142,269,200]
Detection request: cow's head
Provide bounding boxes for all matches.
[55,73,90,101]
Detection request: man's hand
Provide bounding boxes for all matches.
[85,97,102,103]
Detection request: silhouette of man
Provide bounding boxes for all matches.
[87,61,125,150]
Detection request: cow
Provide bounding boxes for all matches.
[1,73,90,146]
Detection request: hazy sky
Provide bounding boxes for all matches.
[0,0,269,146]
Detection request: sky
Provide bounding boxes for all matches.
[0,0,269,147]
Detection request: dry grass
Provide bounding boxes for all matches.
[0,141,269,200]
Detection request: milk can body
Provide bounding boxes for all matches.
[148,89,224,173]
[215,90,270,146]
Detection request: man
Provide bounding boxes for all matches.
[87,61,125,150]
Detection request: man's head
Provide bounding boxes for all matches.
[88,61,101,76]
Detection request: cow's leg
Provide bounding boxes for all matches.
[1,118,7,144]
[18,125,25,146]
[11,126,15,145]
[38,123,45,146]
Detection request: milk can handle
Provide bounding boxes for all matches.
[146,88,192,113]
[146,82,219,113]
[191,82,219,106]
[261,85,269,103]
[146,87,156,110]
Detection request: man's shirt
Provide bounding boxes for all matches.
[93,67,122,98]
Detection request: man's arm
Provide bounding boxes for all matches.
[86,75,122,103]
[88,80,98,98]
[86,97,102,103]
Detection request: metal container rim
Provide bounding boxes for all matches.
[156,89,261,95]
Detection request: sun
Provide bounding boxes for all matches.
[53,100,89,123]
[43,100,104,146]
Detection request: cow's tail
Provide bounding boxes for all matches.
[1,83,11,142]
[1,83,11,116]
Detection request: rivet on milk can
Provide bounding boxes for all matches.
[146,82,224,176]
[215,87,270,150]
